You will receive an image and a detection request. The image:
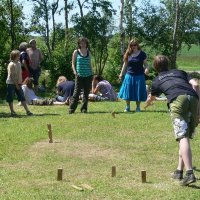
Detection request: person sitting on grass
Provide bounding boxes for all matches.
[55,76,75,105]
[88,75,117,101]
[22,77,62,105]
[6,50,33,116]
[145,55,199,186]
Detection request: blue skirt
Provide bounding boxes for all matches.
[118,73,147,101]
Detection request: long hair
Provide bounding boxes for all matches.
[23,77,33,89]
[77,37,89,49]
[123,39,141,63]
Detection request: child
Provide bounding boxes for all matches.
[145,55,199,186]
[56,76,75,105]
[22,77,54,105]
[6,50,33,116]
[89,75,117,101]
[69,37,93,114]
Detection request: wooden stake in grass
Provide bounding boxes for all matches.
[141,170,146,183]
[112,166,116,177]
[47,124,53,143]
[57,168,63,181]
[111,111,116,118]
[71,185,84,191]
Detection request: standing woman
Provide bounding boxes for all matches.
[69,37,93,114]
[118,39,149,112]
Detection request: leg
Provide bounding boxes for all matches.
[69,76,82,113]
[136,101,141,112]
[177,145,184,170]
[179,138,192,171]
[124,100,130,112]
[8,102,15,113]
[81,76,92,112]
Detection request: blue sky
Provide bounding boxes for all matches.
[19,0,159,29]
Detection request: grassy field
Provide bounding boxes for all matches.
[0,100,200,200]
[177,44,200,71]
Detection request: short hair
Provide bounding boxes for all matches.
[10,50,20,61]
[93,75,104,82]
[77,37,89,49]
[29,39,36,45]
[19,42,28,51]
[56,76,67,87]
[153,55,169,73]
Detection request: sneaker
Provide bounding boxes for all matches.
[180,173,196,186]
[136,106,141,112]
[11,111,17,117]
[69,109,75,114]
[171,170,183,180]
[124,106,130,112]
[26,111,33,116]
[81,109,87,113]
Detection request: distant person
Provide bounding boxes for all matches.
[118,39,149,112]
[69,37,93,114]
[56,76,75,105]
[89,75,117,101]
[145,55,199,186]
[21,77,63,105]
[26,39,43,92]
[19,42,30,81]
[6,50,33,116]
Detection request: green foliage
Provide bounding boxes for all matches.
[135,0,200,67]
[72,0,116,75]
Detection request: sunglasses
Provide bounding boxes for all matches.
[131,44,137,46]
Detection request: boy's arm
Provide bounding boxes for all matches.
[189,78,200,121]
[144,94,156,109]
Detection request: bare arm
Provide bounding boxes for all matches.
[119,61,127,80]
[189,78,200,121]
[144,94,156,109]
[72,50,78,76]
[143,59,149,75]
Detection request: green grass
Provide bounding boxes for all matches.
[177,44,200,71]
[0,100,200,199]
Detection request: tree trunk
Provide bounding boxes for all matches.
[120,0,125,65]
[51,0,59,51]
[64,0,69,52]
[9,0,15,49]
[171,0,180,69]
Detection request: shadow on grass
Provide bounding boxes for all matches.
[86,110,168,114]
[0,112,60,118]
[188,185,200,189]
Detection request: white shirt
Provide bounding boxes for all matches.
[22,85,40,104]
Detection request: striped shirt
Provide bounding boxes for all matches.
[76,50,92,77]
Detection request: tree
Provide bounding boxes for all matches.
[72,0,116,75]
[135,0,200,68]
[119,0,125,65]
[29,0,60,56]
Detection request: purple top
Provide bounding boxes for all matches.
[96,80,117,100]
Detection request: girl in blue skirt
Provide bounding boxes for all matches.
[118,39,149,112]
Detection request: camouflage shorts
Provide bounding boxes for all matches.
[169,95,198,140]
[32,98,54,106]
